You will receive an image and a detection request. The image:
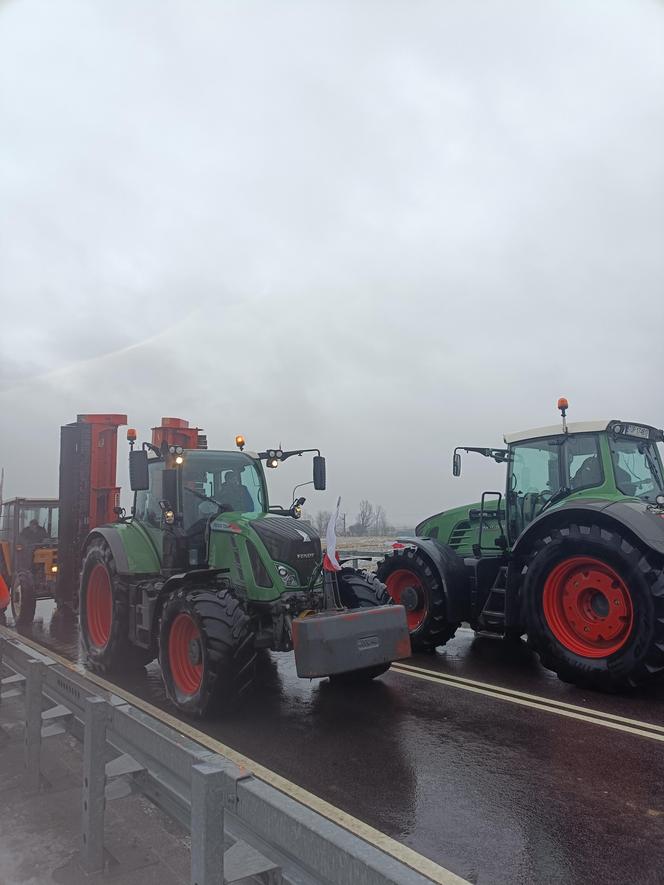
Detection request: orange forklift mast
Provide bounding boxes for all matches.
[55,414,127,610]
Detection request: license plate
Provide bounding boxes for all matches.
[625,424,650,439]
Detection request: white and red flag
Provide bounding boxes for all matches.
[323,496,342,572]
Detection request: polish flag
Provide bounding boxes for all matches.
[323,496,342,572]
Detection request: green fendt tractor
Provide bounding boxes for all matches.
[377,400,664,691]
[78,422,410,716]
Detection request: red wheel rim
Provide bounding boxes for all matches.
[168,613,203,695]
[542,556,633,658]
[385,568,428,632]
[86,564,113,649]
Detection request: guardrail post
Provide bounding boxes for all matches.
[191,762,225,885]
[81,697,110,873]
[24,659,43,792]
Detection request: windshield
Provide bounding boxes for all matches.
[181,451,266,528]
[18,504,59,539]
[609,437,664,502]
[508,434,603,539]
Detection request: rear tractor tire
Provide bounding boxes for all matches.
[80,537,150,674]
[329,568,393,684]
[523,523,664,691]
[159,588,256,718]
[11,569,37,628]
[376,547,459,652]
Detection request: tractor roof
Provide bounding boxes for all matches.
[0,497,59,507]
[504,420,611,445]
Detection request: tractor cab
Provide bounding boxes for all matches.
[446,400,664,555]
[0,497,59,625]
[504,419,664,543]
[127,423,327,590]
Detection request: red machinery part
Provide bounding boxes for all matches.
[56,414,126,608]
[78,414,127,528]
[151,417,206,450]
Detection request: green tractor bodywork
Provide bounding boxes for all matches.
[79,437,410,716]
[377,415,664,691]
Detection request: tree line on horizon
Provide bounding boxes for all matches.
[301,499,414,537]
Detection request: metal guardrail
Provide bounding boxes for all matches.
[337,549,391,570]
[0,632,440,885]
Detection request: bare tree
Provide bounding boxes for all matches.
[372,505,388,535]
[356,499,375,535]
[314,510,332,536]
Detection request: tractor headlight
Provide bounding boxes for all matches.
[277,565,298,587]
[51,565,58,574]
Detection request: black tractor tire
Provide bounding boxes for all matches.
[522,523,664,691]
[80,537,150,674]
[159,587,256,718]
[337,567,391,608]
[376,547,459,652]
[11,570,37,627]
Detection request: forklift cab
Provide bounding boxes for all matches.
[0,498,59,623]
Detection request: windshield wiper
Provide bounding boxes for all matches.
[537,486,572,516]
[642,447,664,495]
[185,487,230,512]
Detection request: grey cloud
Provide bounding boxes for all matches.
[1,0,663,523]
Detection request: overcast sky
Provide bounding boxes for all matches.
[1,0,663,525]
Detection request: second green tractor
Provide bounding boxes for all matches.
[377,401,664,692]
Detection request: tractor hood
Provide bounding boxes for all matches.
[250,516,322,585]
[416,501,505,556]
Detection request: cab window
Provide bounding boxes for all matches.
[182,451,265,530]
[566,435,603,491]
[509,440,562,537]
[609,437,664,502]
[18,506,52,537]
[50,507,59,539]
[0,503,13,540]
[508,434,602,538]
[134,462,164,527]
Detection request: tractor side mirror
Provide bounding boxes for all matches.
[453,452,461,477]
[313,456,326,490]
[129,450,150,490]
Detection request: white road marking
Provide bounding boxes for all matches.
[392,662,664,742]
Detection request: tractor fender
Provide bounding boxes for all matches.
[82,525,161,575]
[84,528,131,573]
[394,537,470,622]
[511,498,664,560]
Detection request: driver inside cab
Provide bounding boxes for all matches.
[217,470,254,513]
[570,456,602,489]
[20,518,48,543]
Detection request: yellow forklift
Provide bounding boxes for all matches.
[0,498,59,626]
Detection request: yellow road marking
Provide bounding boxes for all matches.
[392,662,664,742]
[0,628,467,885]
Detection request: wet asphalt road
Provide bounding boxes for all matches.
[14,602,664,885]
